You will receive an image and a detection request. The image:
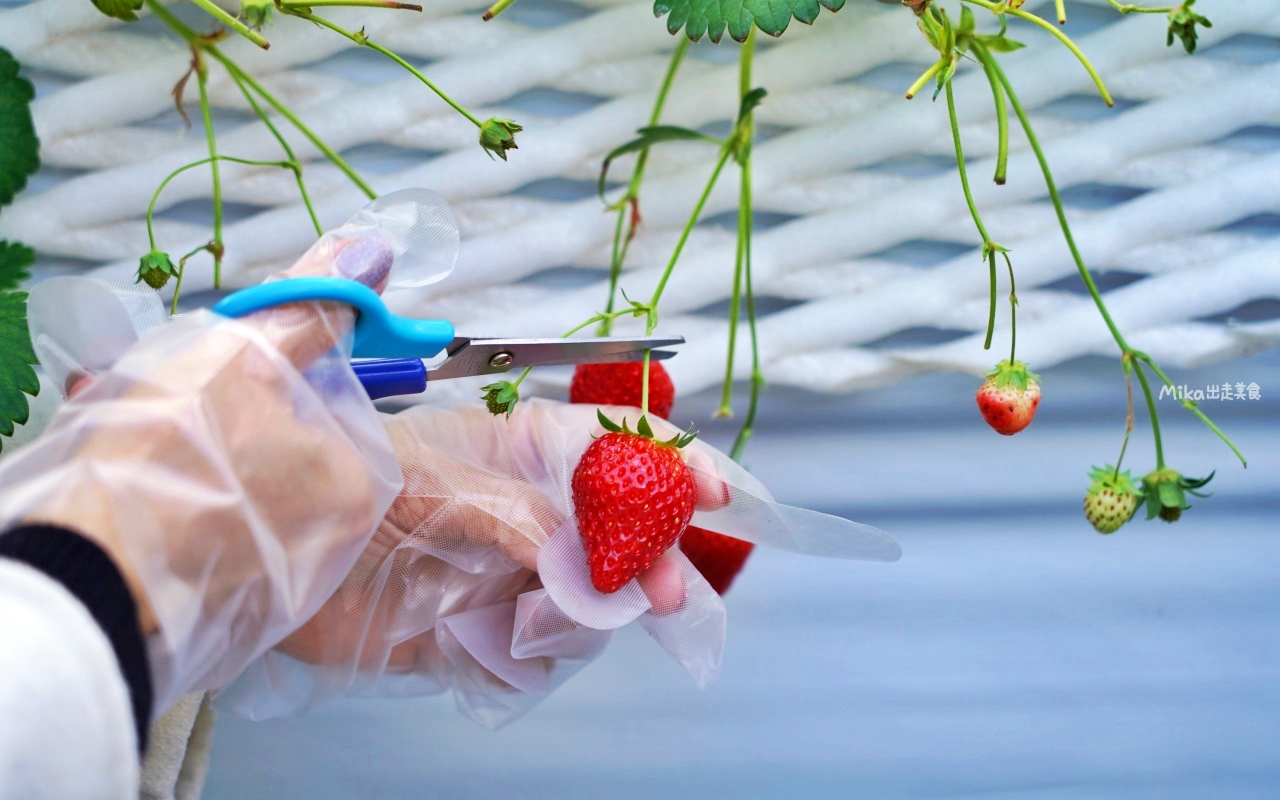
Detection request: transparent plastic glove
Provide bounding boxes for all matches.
[220,399,899,728]
[0,232,404,714]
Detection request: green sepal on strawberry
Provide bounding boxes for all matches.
[1141,467,1213,523]
[136,250,177,290]
[480,379,520,419]
[572,410,697,594]
[976,359,1041,436]
[1083,465,1143,534]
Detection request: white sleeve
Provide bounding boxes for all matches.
[0,559,140,800]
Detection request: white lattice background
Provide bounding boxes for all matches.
[2,0,1279,406]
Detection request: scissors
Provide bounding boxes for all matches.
[212,277,681,400]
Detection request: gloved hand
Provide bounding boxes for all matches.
[221,399,899,729]
[0,231,404,713]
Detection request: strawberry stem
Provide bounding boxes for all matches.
[185,0,271,49]
[1106,1,1176,13]
[145,0,377,202]
[481,0,517,21]
[283,9,485,129]
[145,154,296,307]
[1004,250,1017,363]
[1055,0,1067,25]
[978,52,1009,185]
[974,41,1245,470]
[227,70,323,237]
[963,0,1114,107]
[943,78,1004,354]
[599,38,689,336]
[193,50,223,289]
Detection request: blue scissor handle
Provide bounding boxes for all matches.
[211,277,455,360]
[351,358,427,400]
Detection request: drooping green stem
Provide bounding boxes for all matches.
[1106,1,1173,13]
[228,72,323,236]
[976,42,1245,469]
[964,0,1114,106]
[646,150,733,332]
[1132,360,1164,469]
[214,54,376,199]
[194,57,224,288]
[287,10,483,128]
[1135,352,1248,467]
[729,155,761,463]
[944,79,1002,352]
[1055,0,1067,25]
[599,37,689,336]
[144,0,376,201]
[147,155,295,251]
[1004,251,1017,363]
[1114,358,1135,476]
[184,0,270,49]
[280,0,421,8]
[978,54,1010,184]
[984,250,997,350]
[170,243,208,316]
[719,29,757,421]
[978,45,1129,352]
[718,191,747,418]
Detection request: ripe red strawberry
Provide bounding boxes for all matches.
[678,526,754,595]
[572,413,697,594]
[570,361,675,420]
[976,359,1041,436]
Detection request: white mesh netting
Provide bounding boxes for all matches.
[1,0,1278,407]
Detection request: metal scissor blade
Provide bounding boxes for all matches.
[427,335,684,381]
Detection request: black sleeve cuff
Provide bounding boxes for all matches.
[0,525,153,754]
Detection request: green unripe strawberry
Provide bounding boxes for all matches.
[1083,465,1142,534]
[480,380,520,418]
[1141,467,1214,524]
[479,117,522,161]
[136,250,176,290]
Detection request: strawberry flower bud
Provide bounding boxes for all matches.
[478,117,522,161]
[136,250,177,290]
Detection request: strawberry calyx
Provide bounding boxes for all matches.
[984,359,1039,392]
[596,409,696,448]
[1140,467,1214,523]
[1086,464,1142,499]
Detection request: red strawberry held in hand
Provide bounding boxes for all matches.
[679,527,754,595]
[572,412,697,594]
[976,359,1041,436]
[570,361,675,420]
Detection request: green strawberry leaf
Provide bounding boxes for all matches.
[599,125,721,203]
[0,289,39,446]
[90,0,143,22]
[0,48,40,209]
[0,241,34,291]
[597,409,624,433]
[654,0,845,44]
[637,414,655,439]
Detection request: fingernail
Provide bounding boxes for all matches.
[335,237,395,288]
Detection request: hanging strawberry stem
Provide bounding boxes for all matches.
[598,38,690,336]
[186,0,270,49]
[279,9,518,159]
[971,40,1245,468]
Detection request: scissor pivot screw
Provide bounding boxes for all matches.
[489,352,514,369]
